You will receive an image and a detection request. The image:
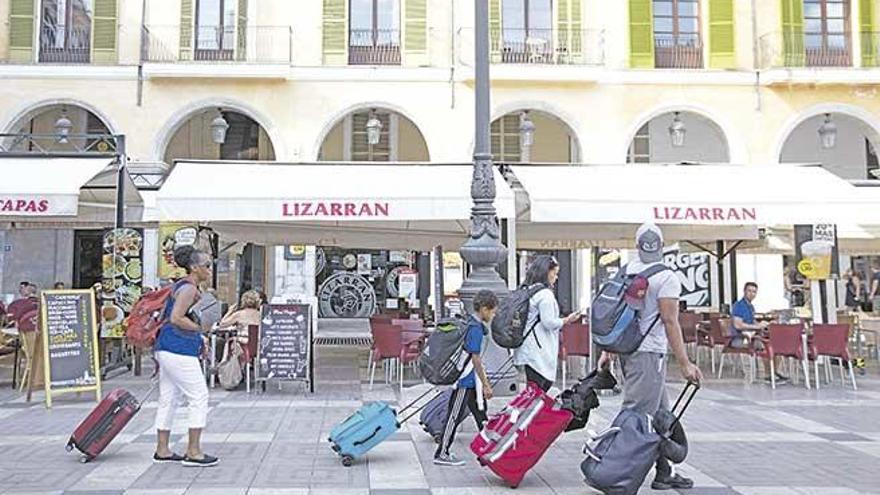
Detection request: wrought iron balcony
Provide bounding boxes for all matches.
[348,29,401,65]
[654,36,703,69]
[142,25,292,64]
[458,28,604,66]
[759,31,853,69]
[39,24,91,63]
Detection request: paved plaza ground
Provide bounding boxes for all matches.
[1,344,880,495]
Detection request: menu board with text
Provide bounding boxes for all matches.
[258,303,313,387]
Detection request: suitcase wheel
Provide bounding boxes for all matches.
[65,443,74,453]
[80,455,92,464]
[341,455,354,467]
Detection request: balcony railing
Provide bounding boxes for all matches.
[458,28,604,66]
[142,25,292,64]
[348,29,401,65]
[759,31,852,69]
[39,24,91,63]
[654,36,703,69]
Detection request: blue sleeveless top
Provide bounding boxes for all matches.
[155,280,202,357]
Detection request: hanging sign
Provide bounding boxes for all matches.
[795,224,839,280]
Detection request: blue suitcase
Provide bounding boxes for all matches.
[329,401,399,466]
[419,389,452,443]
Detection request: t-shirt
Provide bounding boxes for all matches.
[7,297,38,323]
[458,315,486,389]
[730,298,755,337]
[625,260,681,354]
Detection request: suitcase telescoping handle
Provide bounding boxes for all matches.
[670,381,699,422]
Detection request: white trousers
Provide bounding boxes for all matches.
[154,351,209,431]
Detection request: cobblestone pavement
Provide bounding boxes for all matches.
[1,345,879,495]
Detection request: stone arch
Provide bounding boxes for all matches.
[487,100,584,163]
[1,97,119,135]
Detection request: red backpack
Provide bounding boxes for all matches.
[125,282,186,349]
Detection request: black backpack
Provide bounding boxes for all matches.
[418,317,472,385]
[491,283,546,349]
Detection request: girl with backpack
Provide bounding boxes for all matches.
[152,246,219,467]
[513,255,581,392]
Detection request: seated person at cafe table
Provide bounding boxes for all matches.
[730,282,789,384]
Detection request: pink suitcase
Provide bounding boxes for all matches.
[470,382,574,488]
[67,388,143,462]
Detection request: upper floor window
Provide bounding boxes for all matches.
[501,0,553,63]
[40,0,91,63]
[653,0,702,68]
[349,0,401,65]
[195,0,236,61]
[804,0,851,66]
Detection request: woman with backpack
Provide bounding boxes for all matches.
[513,255,581,392]
[153,246,219,467]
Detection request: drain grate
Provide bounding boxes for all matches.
[314,336,373,347]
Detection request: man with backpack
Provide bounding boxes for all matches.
[598,223,702,491]
[434,290,497,466]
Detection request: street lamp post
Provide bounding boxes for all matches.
[458,0,509,312]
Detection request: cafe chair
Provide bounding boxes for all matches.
[809,324,857,391]
[679,312,701,364]
[369,323,405,390]
[17,309,40,393]
[242,325,259,393]
[765,323,811,390]
[558,322,591,391]
[717,318,759,384]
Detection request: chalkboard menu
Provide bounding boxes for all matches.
[258,303,312,385]
[39,290,102,407]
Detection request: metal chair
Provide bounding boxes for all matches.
[810,324,857,390]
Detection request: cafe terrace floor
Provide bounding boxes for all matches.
[1,342,879,495]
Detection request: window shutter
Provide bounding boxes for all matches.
[351,113,391,162]
[179,0,194,61]
[9,0,35,62]
[236,0,248,61]
[709,0,735,68]
[861,0,877,67]
[569,0,583,63]
[91,0,118,63]
[322,0,347,65]
[491,115,521,163]
[404,0,428,66]
[781,0,804,66]
[628,0,654,68]
[556,0,583,63]
[489,0,502,63]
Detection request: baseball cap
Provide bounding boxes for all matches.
[636,222,664,263]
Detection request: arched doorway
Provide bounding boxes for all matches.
[163,108,276,164]
[318,108,429,161]
[780,112,880,180]
[626,110,729,163]
[490,110,579,163]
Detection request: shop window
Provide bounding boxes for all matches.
[349,0,401,65]
[195,0,236,61]
[40,0,92,63]
[491,114,522,163]
[653,0,702,68]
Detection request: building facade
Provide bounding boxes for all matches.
[1,0,879,310]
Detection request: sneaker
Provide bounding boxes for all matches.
[651,473,694,490]
[433,452,465,466]
[181,454,219,467]
[152,452,184,464]
[775,373,790,383]
[765,375,789,384]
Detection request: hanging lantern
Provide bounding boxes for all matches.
[818,113,837,150]
[54,108,73,144]
[519,111,536,149]
[668,111,686,148]
[210,109,229,145]
[366,111,383,146]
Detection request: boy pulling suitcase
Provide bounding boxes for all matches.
[434,290,497,466]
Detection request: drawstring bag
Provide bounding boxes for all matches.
[217,340,244,390]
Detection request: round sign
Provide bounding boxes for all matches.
[315,247,326,276]
[318,272,377,318]
[385,265,407,298]
[342,253,358,270]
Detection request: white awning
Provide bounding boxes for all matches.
[156,161,515,250]
[511,164,880,245]
[0,157,142,223]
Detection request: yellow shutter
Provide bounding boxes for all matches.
[861,0,877,67]
[91,0,118,64]
[236,0,248,61]
[556,0,584,64]
[628,0,654,68]
[9,0,35,63]
[404,0,428,66]
[570,0,583,62]
[489,0,502,63]
[781,0,804,66]
[179,0,194,61]
[322,0,347,65]
[708,0,736,68]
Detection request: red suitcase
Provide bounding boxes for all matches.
[66,388,145,462]
[470,382,573,488]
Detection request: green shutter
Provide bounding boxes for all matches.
[708,0,735,68]
[236,0,248,61]
[628,0,654,68]
[179,0,193,61]
[781,0,804,66]
[489,0,502,63]
[861,0,877,67]
[91,0,118,64]
[9,0,35,62]
[404,0,427,66]
[556,0,583,63]
[322,0,347,65]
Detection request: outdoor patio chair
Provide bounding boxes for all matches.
[558,322,590,391]
[369,323,417,391]
[717,318,759,384]
[679,312,701,360]
[763,323,811,389]
[242,325,259,393]
[854,310,880,361]
[809,324,857,390]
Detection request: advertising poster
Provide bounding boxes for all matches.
[795,224,839,280]
[664,250,712,307]
[101,228,144,338]
[159,223,198,280]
